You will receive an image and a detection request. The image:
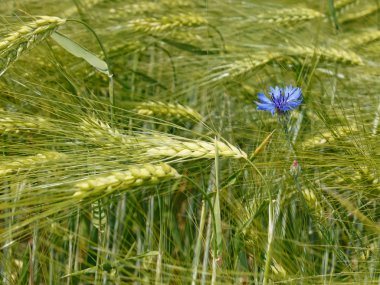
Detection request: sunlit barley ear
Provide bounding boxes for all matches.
[0,152,66,177]
[127,13,208,34]
[72,163,181,198]
[339,3,379,24]
[334,0,360,14]
[341,30,380,48]
[144,138,247,159]
[134,101,202,122]
[287,45,363,65]
[255,7,324,25]
[301,126,358,148]
[0,16,66,76]
[0,112,49,134]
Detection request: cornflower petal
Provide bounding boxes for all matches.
[287,99,303,109]
[256,102,275,112]
[270,86,282,100]
[257,92,272,104]
[285,86,302,101]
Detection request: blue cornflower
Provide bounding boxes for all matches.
[256,85,303,115]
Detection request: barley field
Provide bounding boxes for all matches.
[0,0,379,284]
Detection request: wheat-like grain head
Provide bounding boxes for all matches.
[0,152,67,177]
[80,116,247,160]
[134,101,202,121]
[339,4,379,24]
[145,137,247,159]
[341,30,380,48]
[73,163,180,197]
[288,45,363,65]
[127,14,208,33]
[0,16,66,76]
[256,8,324,24]
[0,111,49,134]
[302,126,359,148]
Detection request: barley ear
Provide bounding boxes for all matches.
[73,163,180,198]
[0,16,66,76]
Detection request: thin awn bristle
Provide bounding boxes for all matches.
[0,16,66,76]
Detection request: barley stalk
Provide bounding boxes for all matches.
[127,14,208,33]
[73,163,180,197]
[0,16,66,76]
[134,101,202,121]
[0,152,66,177]
[256,8,324,24]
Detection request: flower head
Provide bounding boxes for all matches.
[256,85,302,115]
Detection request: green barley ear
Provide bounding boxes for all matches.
[73,163,181,198]
[202,52,283,86]
[256,8,324,25]
[145,137,247,160]
[302,126,358,148]
[0,111,49,134]
[341,30,380,48]
[288,45,363,65]
[334,0,360,12]
[134,101,202,122]
[91,199,107,233]
[0,152,66,177]
[0,16,66,76]
[127,13,208,34]
[79,116,246,160]
[339,4,379,24]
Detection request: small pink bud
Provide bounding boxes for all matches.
[290,159,301,176]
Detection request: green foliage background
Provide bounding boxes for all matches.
[1,0,379,284]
